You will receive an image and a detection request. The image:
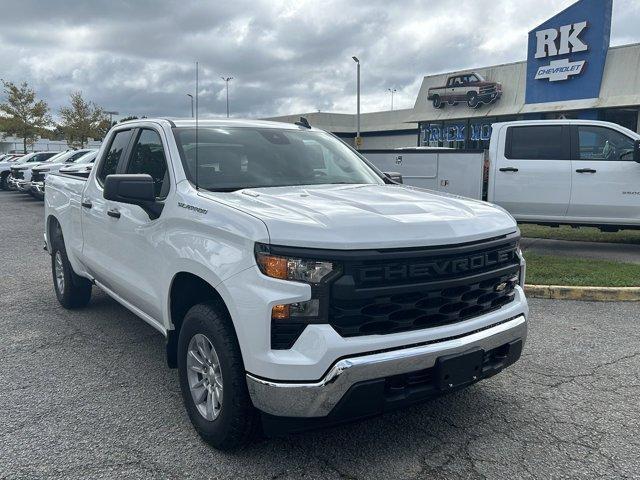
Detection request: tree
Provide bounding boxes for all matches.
[0,80,52,153]
[59,91,109,148]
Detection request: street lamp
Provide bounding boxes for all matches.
[105,110,119,125]
[221,76,233,118]
[387,88,397,111]
[352,56,360,149]
[186,94,194,118]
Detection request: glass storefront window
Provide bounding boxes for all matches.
[600,108,639,133]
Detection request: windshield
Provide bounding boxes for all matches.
[172,127,384,192]
[74,151,98,164]
[44,151,71,163]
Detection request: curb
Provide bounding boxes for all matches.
[525,284,640,302]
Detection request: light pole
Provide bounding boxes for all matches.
[105,110,119,126]
[352,56,360,149]
[186,94,194,118]
[221,76,233,118]
[387,88,397,111]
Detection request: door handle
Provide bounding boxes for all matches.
[499,167,519,172]
[576,168,597,174]
[107,208,121,219]
[81,199,92,209]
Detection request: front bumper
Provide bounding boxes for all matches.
[247,314,526,418]
[31,181,44,194]
[16,180,31,192]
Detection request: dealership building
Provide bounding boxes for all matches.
[268,0,640,150]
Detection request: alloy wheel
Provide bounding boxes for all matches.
[186,333,223,421]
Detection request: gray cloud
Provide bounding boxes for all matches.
[0,0,638,121]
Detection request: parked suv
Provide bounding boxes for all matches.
[30,149,96,199]
[0,154,23,189]
[45,118,528,449]
[427,72,502,109]
[7,152,59,191]
[58,150,98,176]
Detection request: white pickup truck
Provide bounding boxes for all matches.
[365,120,640,231]
[45,118,528,449]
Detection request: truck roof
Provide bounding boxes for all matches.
[118,117,320,131]
[491,119,632,129]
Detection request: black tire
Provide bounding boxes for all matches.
[467,91,480,108]
[50,227,92,309]
[432,95,444,109]
[0,172,8,190]
[178,303,259,450]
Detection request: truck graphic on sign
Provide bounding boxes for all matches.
[427,72,502,109]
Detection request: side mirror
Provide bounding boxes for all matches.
[104,174,163,219]
[634,140,640,163]
[384,172,403,184]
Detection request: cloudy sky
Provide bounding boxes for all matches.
[1,0,638,121]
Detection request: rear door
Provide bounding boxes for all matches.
[567,124,640,224]
[492,124,572,219]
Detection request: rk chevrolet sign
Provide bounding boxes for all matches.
[534,21,588,82]
[525,0,612,104]
[534,58,586,82]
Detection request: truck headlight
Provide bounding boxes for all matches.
[255,244,340,323]
[255,250,337,284]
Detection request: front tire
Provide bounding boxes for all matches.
[51,230,92,309]
[0,172,8,190]
[178,303,259,450]
[467,91,480,108]
[432,95,444,109]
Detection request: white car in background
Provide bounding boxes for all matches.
[58,150,98,176]
[7,152,60,191]
[0,154,25,190]
[30,149,96,199]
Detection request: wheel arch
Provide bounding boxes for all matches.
[166,271,236,369]
[46,214,62,253]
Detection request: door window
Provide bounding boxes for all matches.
[97,130,132,185]
[126,129,169,198]
[576,126,635,161]
[506,126,567,160]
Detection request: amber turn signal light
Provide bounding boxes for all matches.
[257,254,288,280]
[271,304,290,320]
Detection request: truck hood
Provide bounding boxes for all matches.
[33,162,64,171]
[206,184,517,249]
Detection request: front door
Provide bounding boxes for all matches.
[492,124,572,219]
[82,128,135,291]
[87,127,171,322]
[568,125,640,224]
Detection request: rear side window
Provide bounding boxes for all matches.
[97,130,132,185]
[506,126,567,160]
[126,129,169,198]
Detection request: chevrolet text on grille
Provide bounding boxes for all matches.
[358,247,516,282]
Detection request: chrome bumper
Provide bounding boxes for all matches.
[31,182,44,193]
[247,315,527,418]
[16,180,31,191]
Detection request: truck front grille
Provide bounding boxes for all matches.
[328,235,520,338]
[31,171,44,182]
[12,170,24,179]
[329,271,518,337]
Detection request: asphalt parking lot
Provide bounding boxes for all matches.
[1,189,639,480]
